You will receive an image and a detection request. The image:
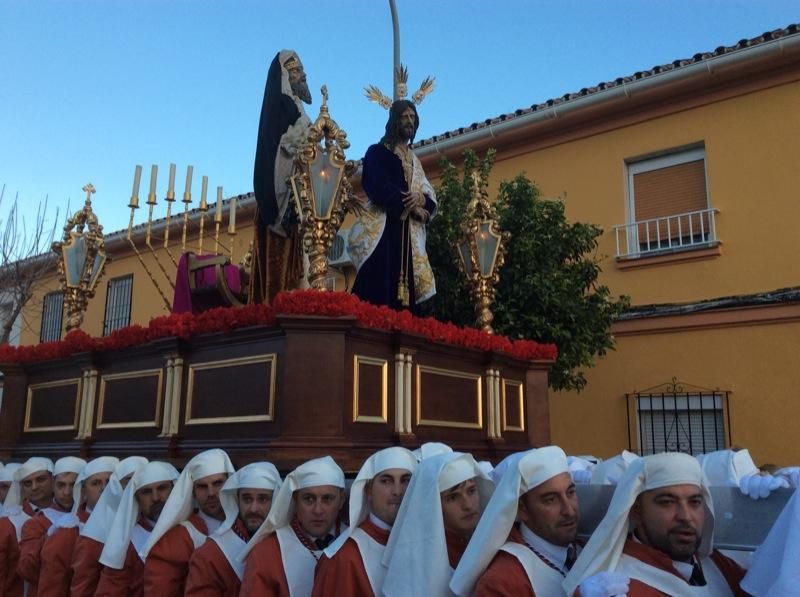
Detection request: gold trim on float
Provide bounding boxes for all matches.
[24,378,82,432]
[502,379,525,431]
[185,354,277,425]
[416,365,483,429]
[353,355,388,423]
[97,369,164,429]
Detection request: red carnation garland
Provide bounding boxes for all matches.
[0,290,556,365]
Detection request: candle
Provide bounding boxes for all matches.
[215,187,223,222]
[168,163,176,198]
[200,175,208,210]
[149,164,158,197]
[228,194,237,233]
[131,165,142,206]
[184,165,193,199]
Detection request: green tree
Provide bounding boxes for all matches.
[424,150,629,392]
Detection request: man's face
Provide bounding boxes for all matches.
[518,472,579,547]
[294,485,343,538]
[286,60,311,104]
[0,481,11,504]
[365,468,412,526]
[82,471,112,511]
[237,488,274,535]
[399,106,417,142]
[631,484,706,561]
[22,471,53,507]
[194,473,228,520]
[54,472,78,510]
[440,478,481,539]
[136,481,174,523]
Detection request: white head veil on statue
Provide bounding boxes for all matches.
[324,446,417,559]
[563,452,715,596]
[450,446,570,596]
[99,461,179,570]
[2,457,53,510]
[141,448,234,558]
[81,456,148,543]
[239,455,345,562]
[381,452,494,597]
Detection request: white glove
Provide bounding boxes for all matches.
[775,466,800,488]
[571,469,593,484]
[578,571,630,596]
[739,473,790,499]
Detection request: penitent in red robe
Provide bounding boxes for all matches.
[143,512,210,597]
[475,528,538,597]
[0,501,38,597]
[17,503,70,597]
[240,533,292,597]
[69,535,105,597]
[36,509,90,597]
[184,518,250,597]
[312,519,390,597]
[95,541,145,597]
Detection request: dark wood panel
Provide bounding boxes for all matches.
[417,367,482,428]
[187,358,274,422]
[98,373,161,428]
[25,381,79,431]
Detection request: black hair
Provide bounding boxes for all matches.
[380,99,419,147]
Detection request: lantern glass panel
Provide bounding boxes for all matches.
[88,252,107,292]
[62,234,87,288]
[309,148,342,219]
[477,221,500,277]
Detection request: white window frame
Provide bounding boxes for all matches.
[623,146,711,257]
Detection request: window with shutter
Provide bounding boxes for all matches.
[616,146,719,258]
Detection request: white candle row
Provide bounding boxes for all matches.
[129,164,235,230]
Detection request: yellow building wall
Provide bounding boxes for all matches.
[549,319,800,467]
[485,81,800,307]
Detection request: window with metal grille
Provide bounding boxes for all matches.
[627,379,731,456]
[40,292,64,343]
[103,275,133,336]
[615,146,720,258]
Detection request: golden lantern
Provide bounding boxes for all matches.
[52,183,109,332]
[290,86,356,290]
[457,173,510,333]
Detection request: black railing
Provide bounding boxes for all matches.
[626,379,731,456]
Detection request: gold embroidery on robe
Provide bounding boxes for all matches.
[347,146,437,304]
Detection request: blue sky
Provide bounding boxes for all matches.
[1,0,797,241]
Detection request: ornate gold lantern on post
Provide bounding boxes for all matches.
[457,173,510,333]
[291,86,356,290]
[52,183,109,332]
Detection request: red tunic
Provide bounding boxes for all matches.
[620,539,748,597]
[475,528,536,597]
[69,535,105,597]
[445,528,470,569]
[96,541,145,597]
[17,503,69,597]
[143,512,210,597]
[312,519,390,597]
[36,509,90,597]
[184,518,250,597]
[0,516,24,597]
[240,533,291,597]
